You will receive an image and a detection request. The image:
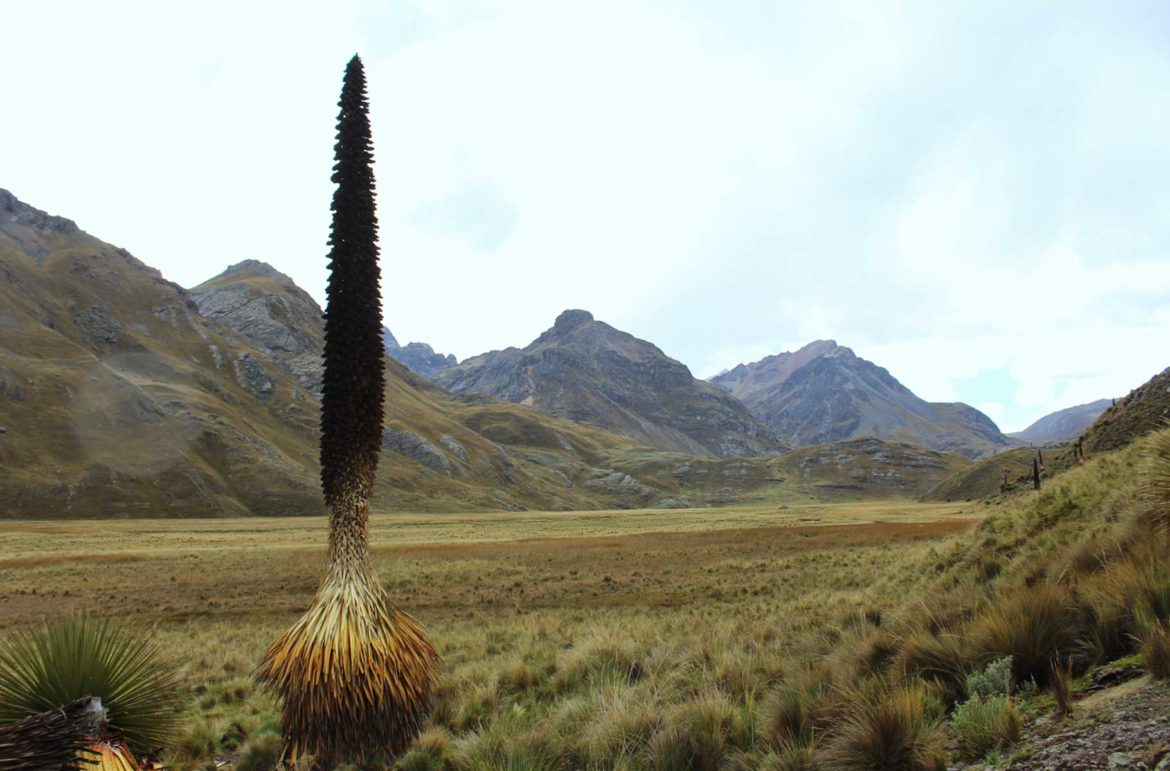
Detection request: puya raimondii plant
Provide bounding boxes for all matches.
[258,54,439,768]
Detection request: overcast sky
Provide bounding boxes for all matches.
[4,1,1169,432]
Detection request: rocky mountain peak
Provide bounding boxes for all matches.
[382,328,458,378]
[0,188,80,235]
[553,308,594,333]
[711,339,1011,458]
[436,311,784,457]
[218,259,289,282]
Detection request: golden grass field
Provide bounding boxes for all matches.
[0,501,978,769]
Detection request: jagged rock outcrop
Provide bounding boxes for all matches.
[435,310,786,458]
[711,341,1013,459]
[192,260,325,396]
[382,428,453,476]
[382,327,457,378]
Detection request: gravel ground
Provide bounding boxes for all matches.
[1003,676,1170,771]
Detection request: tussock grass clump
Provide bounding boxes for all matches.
[758,681,826,748]
[950,695,1021,760]
[1141,622,1170,678]
[558,631,648,689]
[973,583,1082,687]
[0,617,179,753]
[647,691,740,771]
[1049,657,1075,717]
[857,631,899,676]
[822,684,945,771]
[233,732,284,771]
[569,680,661,766]
[759,739,822,771]
[394,728,454,771]
[894,632,969,707]
[1139,427,1170,531]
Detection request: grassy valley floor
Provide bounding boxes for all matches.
[0,502,976,768]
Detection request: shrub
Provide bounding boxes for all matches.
[964,657,1013,699]
[1141,622,1170,678]
[0,617,180,752]
[974,584,1082,687]
[950,696,1021,759]
[822,684,945,771]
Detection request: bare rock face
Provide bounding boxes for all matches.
[191,260,324,396]
[435,309,786,458]
[72,305,122,347]
[0,188,80,263]
[382,428,452,476]
[233,352,276,401]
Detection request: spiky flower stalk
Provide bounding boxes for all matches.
[258,54,438,767]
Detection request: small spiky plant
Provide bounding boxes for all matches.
[0,617,179,756]
[0,696,103,771]
[258,54,439,767]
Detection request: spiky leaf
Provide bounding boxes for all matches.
[259,561,439,764]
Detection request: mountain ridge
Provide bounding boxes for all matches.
[711,340,1013,458]
[1009,398,1112,444]
[434,309,787,458]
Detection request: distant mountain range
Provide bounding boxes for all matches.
[0,188,972,517]
[5,187,1166,517]
[710,341,1013,458]
[1009,399,1112,445]
[434,310,785,457]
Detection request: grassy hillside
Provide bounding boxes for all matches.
[924,446,1051,502]
[1081,367,1170,454]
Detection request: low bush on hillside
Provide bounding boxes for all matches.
[950,695,1021,760]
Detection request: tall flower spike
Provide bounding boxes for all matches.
[258,55,439,768]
